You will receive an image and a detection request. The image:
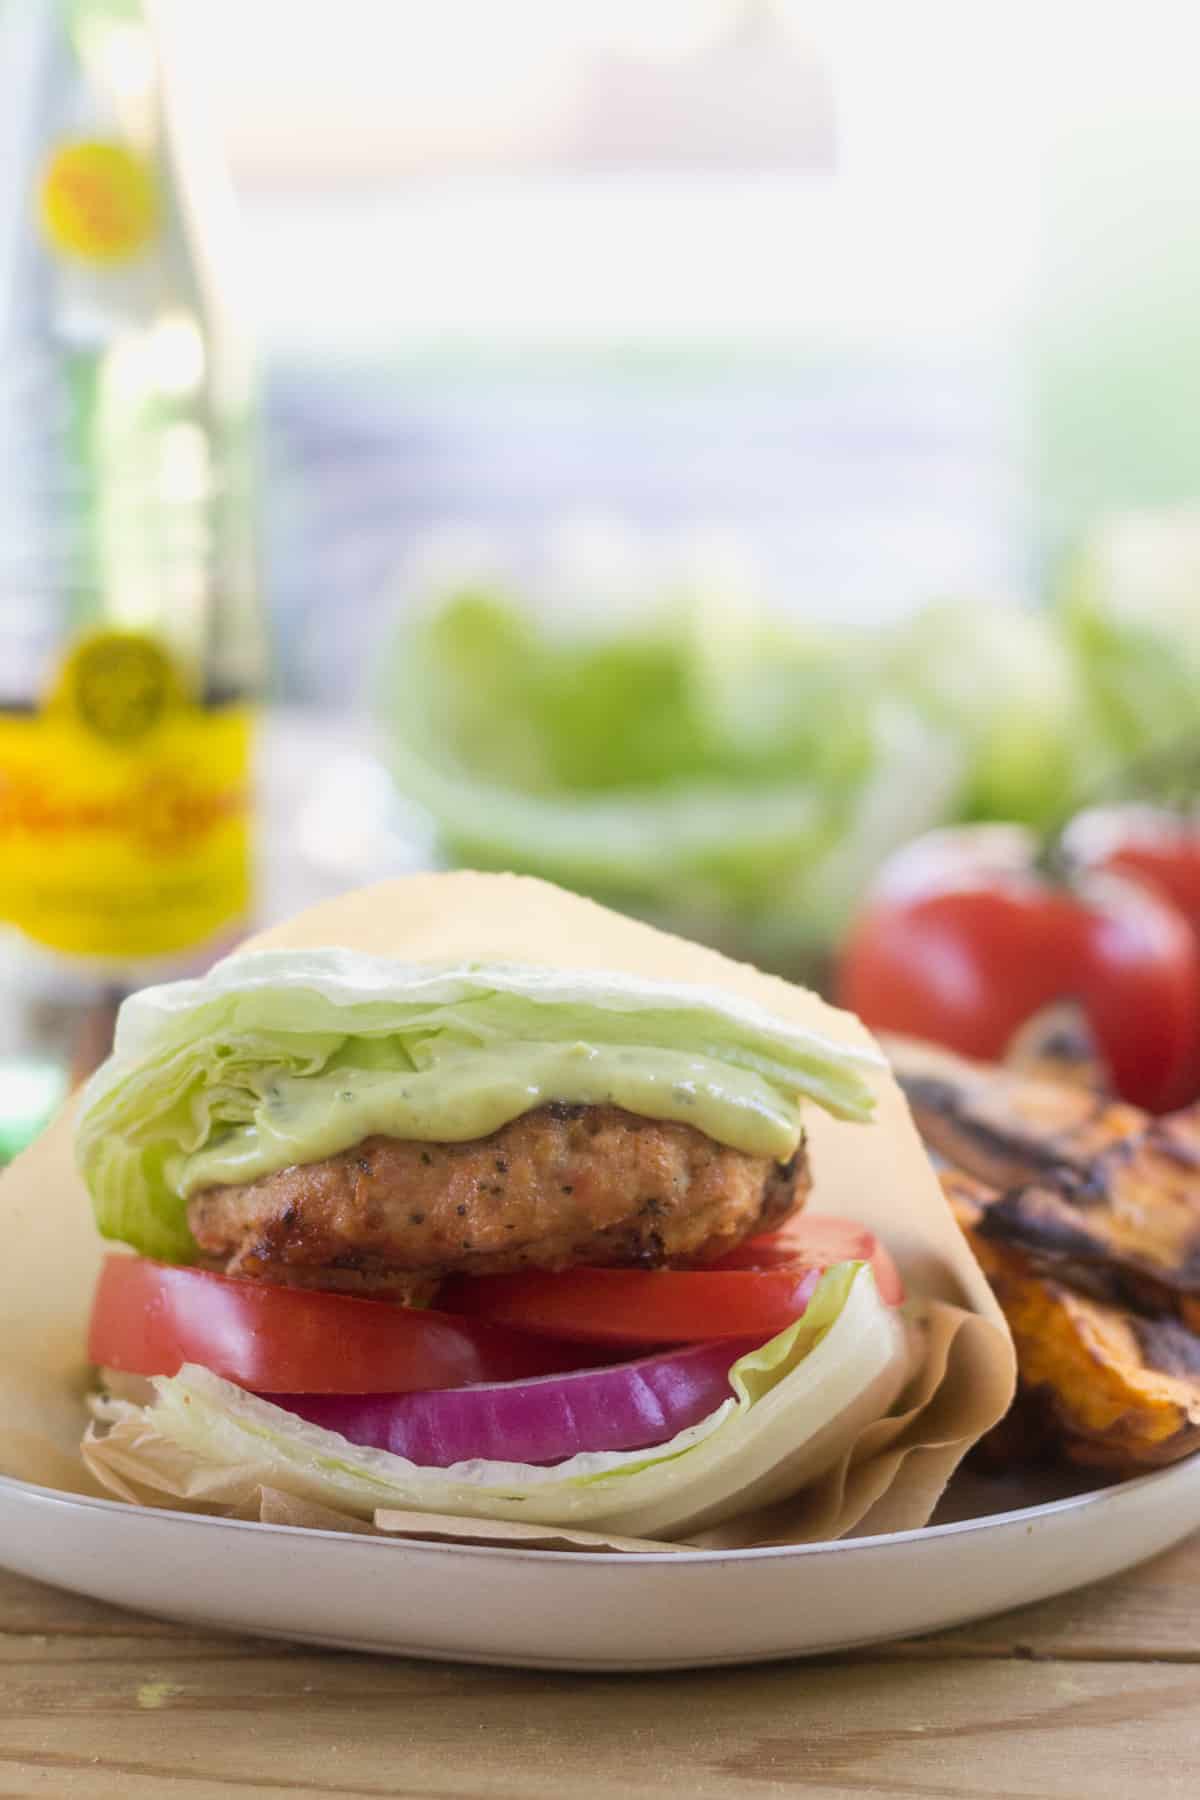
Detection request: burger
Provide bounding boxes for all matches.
[76,874,915,1541]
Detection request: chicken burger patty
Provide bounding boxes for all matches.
[188,1102,808,1300]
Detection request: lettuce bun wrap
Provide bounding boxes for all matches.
[74,874,1011,1543]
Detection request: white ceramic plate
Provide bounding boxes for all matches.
[2,1459,1199,1670]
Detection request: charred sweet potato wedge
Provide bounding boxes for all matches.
[1002,1002,1111,1094]
[890,1036,1200,1326]
[886,1034,1147,1190]
[942,1167,1200,1471]
[900,1036,1200,1473]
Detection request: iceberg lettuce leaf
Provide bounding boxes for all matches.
[380,588,959,943]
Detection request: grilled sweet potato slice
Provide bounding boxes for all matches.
[890,1036,1200,1326]
[942,1169,1200,1471]
[886,1034,1146,1189]
[1002,1002,1111,1094]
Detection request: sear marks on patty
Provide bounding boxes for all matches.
[187,1103,808,1298]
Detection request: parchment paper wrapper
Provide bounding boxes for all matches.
[0,872,1016,1552]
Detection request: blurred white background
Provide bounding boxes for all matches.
[161,0,1200,701]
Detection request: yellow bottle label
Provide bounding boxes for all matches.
[0,632,253,961]
[39,140,158,264]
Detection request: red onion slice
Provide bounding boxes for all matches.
[262,1337,762,1468]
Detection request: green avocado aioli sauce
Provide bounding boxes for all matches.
[172,1041,803,1196]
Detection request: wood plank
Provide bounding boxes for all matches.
[0,1566,187,1637]
[0,1654,1196,1799]
[0,1633,283,1665]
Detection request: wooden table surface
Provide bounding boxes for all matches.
[2,1528,1198,1800]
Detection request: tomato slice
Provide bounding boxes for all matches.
[438,1265,821,1347]
[439,1217,900,1348]
[717,1216,905,1309]
[87,1255,594,1393]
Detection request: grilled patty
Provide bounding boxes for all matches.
[187,1102,808,1300]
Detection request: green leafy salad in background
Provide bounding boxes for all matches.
[379,519,1198,968]
[1060,510,1200,761]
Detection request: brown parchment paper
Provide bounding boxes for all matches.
[0,872,1016,1551]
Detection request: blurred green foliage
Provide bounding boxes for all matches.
[380,538,1199,960]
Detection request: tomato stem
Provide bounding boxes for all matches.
[1036,735,1200,884]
